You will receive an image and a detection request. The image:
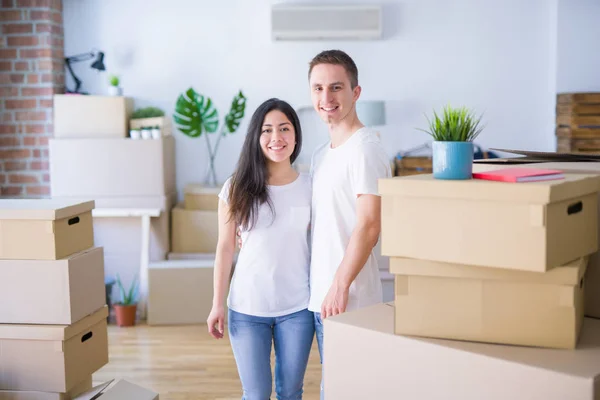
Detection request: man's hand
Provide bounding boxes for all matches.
[320,281,349,319]
[236,227,242,250]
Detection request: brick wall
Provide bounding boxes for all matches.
[1,0,64,197]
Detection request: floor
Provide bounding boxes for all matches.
[93,323,323,400]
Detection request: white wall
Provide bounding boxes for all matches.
[556,0,600,92]
[64,0,560,200]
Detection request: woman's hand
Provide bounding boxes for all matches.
[207,305,226,339]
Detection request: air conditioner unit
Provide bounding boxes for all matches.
[271,4,382,41]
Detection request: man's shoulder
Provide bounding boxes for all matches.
[353,128,388,158]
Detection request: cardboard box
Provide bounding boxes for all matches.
[0,376,92,400]
[183,184,221,211]
[473,161,600,318]
[171,205,218,253]
[0,307,109,392]
[49,137,175,198]
[129,117,171,136]
[53,95,133,138]
[0,247,105,324]
[390,256,587,349]
[148,259,225,325]
[324,303,600,400]
[73,379,158,400]
[379,173,600,272]
[0,199,94,260]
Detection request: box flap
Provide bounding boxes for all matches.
[74,380,158,400]
[327,303,600,380]
[0,199,95,220]
[0,306,107,341]
[378,173,600,204]
[184,183,221,195]
[389,257,588,285]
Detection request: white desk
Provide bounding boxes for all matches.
[92,207,162,319]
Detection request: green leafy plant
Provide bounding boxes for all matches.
[418,105,484,142]
[115,274,138,306]
[131,106,165,119]
[108,74,120,87]
[173,88,247,186]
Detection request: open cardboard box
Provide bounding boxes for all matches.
[73,379,158,400]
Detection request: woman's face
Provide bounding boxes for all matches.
[259,109,296,164]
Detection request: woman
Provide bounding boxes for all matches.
[207,98,314,400]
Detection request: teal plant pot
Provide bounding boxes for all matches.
[432,141,474,180]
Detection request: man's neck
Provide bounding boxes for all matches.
[328,111,364,149]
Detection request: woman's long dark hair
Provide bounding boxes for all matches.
[228,98,302,231]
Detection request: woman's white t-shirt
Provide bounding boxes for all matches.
[218,173,312,317]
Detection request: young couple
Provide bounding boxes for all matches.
[207,49,391,400]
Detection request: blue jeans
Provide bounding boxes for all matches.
[228,308,315,400]
[314,312,324,400]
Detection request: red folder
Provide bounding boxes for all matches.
[472,168,564,182]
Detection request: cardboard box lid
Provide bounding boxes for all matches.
[149,259,215,269]
[389,257,588,285]
[183,183,222,195]
[0,306,107,341]
[0,246,103,267]
[327,303,600,381]
[74,379,158,400]
[378,173,600,204]
[0,199,95,220]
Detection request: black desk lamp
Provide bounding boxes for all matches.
[65,50,106,94]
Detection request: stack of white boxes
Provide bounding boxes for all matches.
[0,199,108,400]
[49,95,177,322]
[147,184,224,325]
[324,171,600,399]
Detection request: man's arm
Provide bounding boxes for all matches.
[320,193,381,319]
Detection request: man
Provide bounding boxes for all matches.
[308,49,391,398]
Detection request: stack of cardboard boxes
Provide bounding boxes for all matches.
[0,199,108,399]
[147,184,222,325]
[49,95,177,321]
[324,171,600,399]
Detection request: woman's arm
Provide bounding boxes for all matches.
[207,198,237,338]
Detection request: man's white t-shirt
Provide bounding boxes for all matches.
[219,173,312,317]
[308,127,392,313]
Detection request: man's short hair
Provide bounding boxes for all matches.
[308,49,359,89]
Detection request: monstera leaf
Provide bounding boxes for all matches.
[224,90,247,134]
[173,88,219,137]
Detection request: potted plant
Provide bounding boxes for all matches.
[173,88,247,187]
[108,74,122,96]
[113,274,139,327]
[130,107,167,134]
[418,105,484,180]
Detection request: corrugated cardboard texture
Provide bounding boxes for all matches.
[0,247,105,324]
[0,308,108,392]
[49,137,176,198]
[171,206,218,253]
[324,303,600,400]
[379,173,599,272]
[0,376,92,400]
[0,212,94,261]
[53,95,132,138]
[147,259,223,325]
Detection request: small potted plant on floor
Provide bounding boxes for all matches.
[113,274,139,327]
[418,105,484,180]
